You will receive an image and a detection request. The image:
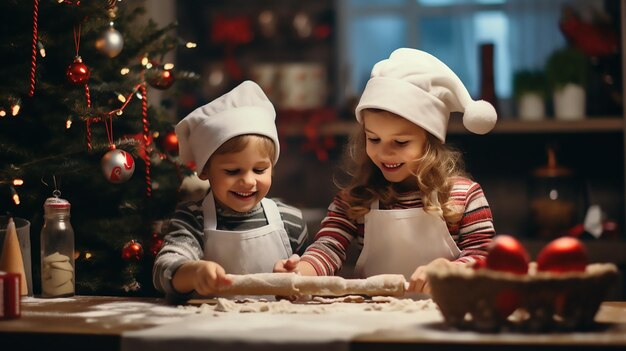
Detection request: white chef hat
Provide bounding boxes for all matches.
[176,80,279,171]
[355,48,497,142]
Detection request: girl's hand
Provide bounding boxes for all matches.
[273,254,301,273]
[193,261,232,295]
[408,265,431,294]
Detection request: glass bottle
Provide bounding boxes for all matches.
[40,196,75,297]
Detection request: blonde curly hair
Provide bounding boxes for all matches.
[338,110,467,226]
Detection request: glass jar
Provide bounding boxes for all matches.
[40,196,75,297]
[528,147,588,239]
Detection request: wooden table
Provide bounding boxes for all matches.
[0,296,625,351]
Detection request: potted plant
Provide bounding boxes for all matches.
[545,48,588,120]
[513,70,547,121]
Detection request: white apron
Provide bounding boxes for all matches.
[354,198,460,280]
[202,192,292,274]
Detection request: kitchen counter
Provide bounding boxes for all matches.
[0,296,624,351]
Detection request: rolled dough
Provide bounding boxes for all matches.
[216,273,406,297]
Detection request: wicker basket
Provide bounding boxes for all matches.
[426,259,619,332]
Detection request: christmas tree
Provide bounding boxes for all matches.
[0,0,196,296]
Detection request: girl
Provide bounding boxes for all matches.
[154,81,308,301]
[275,48,497,294]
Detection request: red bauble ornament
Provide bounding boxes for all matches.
[537,237,588,273]
[161,130,179,155]
[66,56,91,85]
[147,67,175,90]
[122,240,144,261]
[101,148,135,183]
[485,235,529,275]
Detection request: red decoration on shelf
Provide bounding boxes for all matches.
[485,235,529,275]
[559,6,618,57]
[295,108,337,161]
[313,24,331,40]
[211,15,253,80]
[66,56,90,85]
[121,240,143,261]
[537,237,588,273]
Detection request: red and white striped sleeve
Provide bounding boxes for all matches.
[450,179,495,265]
[300,194,358,276]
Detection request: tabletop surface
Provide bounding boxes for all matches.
[1,296,625,351]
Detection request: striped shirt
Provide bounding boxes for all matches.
[300,177,495,276]
[153,196,309,297]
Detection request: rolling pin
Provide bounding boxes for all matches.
[215,273,407,297]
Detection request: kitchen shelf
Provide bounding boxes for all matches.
[278,117,624,137]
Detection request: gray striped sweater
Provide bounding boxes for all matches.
[153,196,309,299]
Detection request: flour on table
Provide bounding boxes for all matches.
[184,297,438,315]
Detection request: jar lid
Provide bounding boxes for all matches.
[44,197,71,209]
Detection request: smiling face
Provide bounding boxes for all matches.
[199,136,274,213]
[362,109,428,187]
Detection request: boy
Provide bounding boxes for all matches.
[154,81,308,300]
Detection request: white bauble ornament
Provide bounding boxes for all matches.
[101,149,135,183]
[96,25,124,58]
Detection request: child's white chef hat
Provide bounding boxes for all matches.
[176,80,279,171]
[355,48,497,142]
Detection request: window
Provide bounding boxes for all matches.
[340,0,592,102]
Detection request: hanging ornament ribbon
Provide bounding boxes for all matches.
[104,115,115,149]
[85,84,141,151]
[140,82,152,197]
[28,0,40,97]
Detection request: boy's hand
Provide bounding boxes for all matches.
[273,254,301,273]
[193,261,232,295]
